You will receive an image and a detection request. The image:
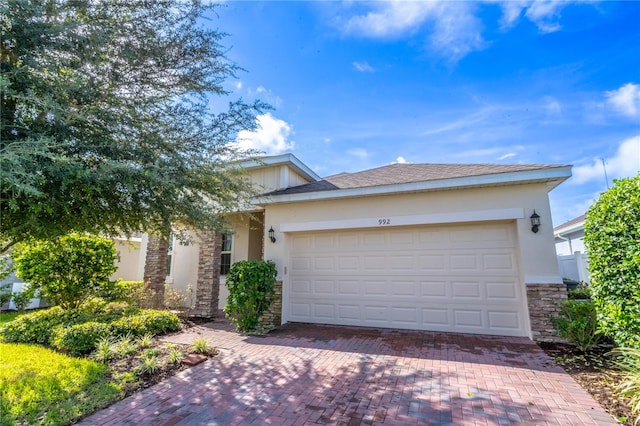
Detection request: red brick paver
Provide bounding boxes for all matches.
[77,320,616,425]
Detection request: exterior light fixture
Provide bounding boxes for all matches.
[268,226,276,243]
[530,210,541,233]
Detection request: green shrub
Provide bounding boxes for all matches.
[584,173,640,348]
[0,306,88,344]
[568,285,592,300]
[52,322,112,354]
[551,300,602,351]
[110,310,180,337]
[0,306,179,351]
[224,260,277,333]
[102,280,150,307]
[13,234,119,309]
[10,285,36,313]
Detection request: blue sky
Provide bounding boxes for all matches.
[209,1,639,227]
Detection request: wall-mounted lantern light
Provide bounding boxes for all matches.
[530,210,541,233]
[268,226,276,243]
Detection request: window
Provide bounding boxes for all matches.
[166,233,174,277]
[220,231,233,275]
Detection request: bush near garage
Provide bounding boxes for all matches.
[224,260,277,333]
[584,174,640,348]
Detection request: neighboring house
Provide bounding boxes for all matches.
[554,214,590,283]
[133,154,572,341]
[554,214,586,256]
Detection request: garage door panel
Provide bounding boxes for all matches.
[488,311,521,330]
[451,281,482,298]
[288,222,526,336]
[453,310,484,328]
[337,280,360,295]
[338,304,361,319]
[314,280,334,294]
[420,281,448,297]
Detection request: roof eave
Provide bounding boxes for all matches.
[252,166,572,206]
[239,154,322,182]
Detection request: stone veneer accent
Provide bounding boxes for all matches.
[257,281,283,330]
[527,283,567,341]
[143,236,168,309]
[193,230,222,318]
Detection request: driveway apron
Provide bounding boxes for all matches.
[77,320,615,425]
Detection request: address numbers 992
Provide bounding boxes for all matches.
[378,218,391,225]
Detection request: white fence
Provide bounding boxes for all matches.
[557,252,590,283]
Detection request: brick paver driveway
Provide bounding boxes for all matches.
[78,320,615,425]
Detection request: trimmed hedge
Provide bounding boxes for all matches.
[1,307,180,354]
[584,173,640,348]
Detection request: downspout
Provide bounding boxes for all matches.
[555,232,573,254]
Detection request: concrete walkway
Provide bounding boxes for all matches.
[78,319,616,425]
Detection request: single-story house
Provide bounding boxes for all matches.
[117,154,573,341]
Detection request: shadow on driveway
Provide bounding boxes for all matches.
[77,320,616,425]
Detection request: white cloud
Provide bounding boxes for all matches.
[336,0,588,62]
[347,148,371,159]
[248,85,283,108]
[498,152,516,160]
[523,0,565,33]
[572,136,640,185]
[341,1,486,63]
[497,0,568,33]
[544,97,562,117]
[392,156,408,164]
[606,83,640,119]
[236,113,295,155]
[353,61,375,72]
[234,81,243,91]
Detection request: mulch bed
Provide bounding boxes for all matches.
[538,341,637,425]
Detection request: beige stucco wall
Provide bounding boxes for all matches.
[168,231,200,295]
[112,240,142,281]
[248,165,313,193]
[262,182,560,286]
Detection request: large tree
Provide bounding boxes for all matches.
[0,0,266,252]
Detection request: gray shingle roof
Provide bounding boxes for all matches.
[554,214,586,232]
[264,163,568,196]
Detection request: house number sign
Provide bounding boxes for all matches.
[378,218,391,225]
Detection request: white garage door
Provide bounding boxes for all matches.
[288,222,527,336]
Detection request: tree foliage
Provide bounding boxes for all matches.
[13,233,118,308]
[584,174,640,348]
[224,260,277,333]
[0,0,267,251]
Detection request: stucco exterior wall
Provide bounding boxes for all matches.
[262,182,561,286]
[111,240,142,281]
[169,231,200,295]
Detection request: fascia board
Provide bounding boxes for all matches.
[554,220,585,236]
[253,166,572,205]
[239,154,321,182]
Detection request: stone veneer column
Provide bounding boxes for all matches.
[257,281,283,331]
[527,283,567,341]
[143,235,168,309]
[193,230,221,318]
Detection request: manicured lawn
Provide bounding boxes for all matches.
[0,343,127,426]
[0,311,19,325]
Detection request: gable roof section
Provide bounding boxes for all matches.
[554,214,586,235]
[239,153,321,182]
[255,162,572,204]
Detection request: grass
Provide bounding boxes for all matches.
[0,311,19,325]
[0,343,131,426]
